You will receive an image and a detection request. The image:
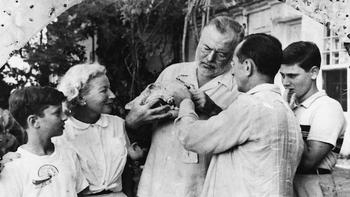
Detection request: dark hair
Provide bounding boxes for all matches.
[236,33,283,79]
[9,86,66,129]
[207,15,245,44]
[282,41,321,71]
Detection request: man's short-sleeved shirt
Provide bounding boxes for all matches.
[53,114,128,196]
[294,91,346,170]
[0,146,88,197]
[137,61,238,197]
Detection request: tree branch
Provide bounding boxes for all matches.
[182,0,196,62]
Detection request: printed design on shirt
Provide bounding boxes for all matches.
[32,164,59,188]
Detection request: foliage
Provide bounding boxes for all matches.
[106,0,186,100]
[182,0,211,61]
[78,0,186,115]
[0,72,12,108]
[281,0,350,38]
[20,11,89,86]
[1,0,187,117]
[1,61,38,87]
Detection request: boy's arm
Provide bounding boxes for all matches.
[297,140,333,172]
[298,102,345,172]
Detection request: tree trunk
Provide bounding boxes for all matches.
[181,0,195,62]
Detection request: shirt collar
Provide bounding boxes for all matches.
[213,68,234,88]
[68,114,109,130]
[246,83,281,95]
[299,91,326,108]
[175,62,234,89]
[175,62,198,88]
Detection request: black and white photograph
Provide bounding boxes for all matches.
[1,0,350,196]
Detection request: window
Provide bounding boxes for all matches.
[285,20,301,45]
[323,31,349,65]
[322,27,349,111]
[322,69,347,111]
[248,9,271,34]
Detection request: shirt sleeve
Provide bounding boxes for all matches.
[118,117,130,147]
[155,69,165,83]
[175,95,257,154]
[0,163,22,197]
[308,101,346,146]
[154,64,174,84]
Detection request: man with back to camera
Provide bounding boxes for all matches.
[125,16,244,197]
[280,41,346,197]
[175,33,304,196]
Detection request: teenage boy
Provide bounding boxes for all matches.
[0,86,88,197]
[280,41,346,196]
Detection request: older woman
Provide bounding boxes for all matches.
[55,63,130,197]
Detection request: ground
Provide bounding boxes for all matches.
[334,160,350,196]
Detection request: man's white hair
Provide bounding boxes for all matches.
[57,63,106,103]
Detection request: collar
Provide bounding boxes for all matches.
[299,91,326,108]
[213,68,234,88]
[68,114,109,130]
[175,62,198,88]
[175,62,234,89]
[246,83,281,95]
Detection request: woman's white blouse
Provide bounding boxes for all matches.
[53,114,129,194]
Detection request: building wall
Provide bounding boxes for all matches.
[227,0,350,155]
[228,1,324,90]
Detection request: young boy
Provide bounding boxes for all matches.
[0,86,88,197]
[280,41,346,196]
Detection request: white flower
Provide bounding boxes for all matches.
[66,86,79,101]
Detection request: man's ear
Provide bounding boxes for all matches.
[27,115,39,129]
[244,58,255,77]
[309,66,320,80]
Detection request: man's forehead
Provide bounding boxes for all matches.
[280,64,304,73]
[201,26,235,44]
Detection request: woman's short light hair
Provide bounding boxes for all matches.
[57,63,106,108]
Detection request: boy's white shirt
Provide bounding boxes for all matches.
[0,145,88,197]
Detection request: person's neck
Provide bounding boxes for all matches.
[298,83,319,103]
[245,75,273,92]
[23,132,55,156]
[196,68,220,88]
[197,74,212,88]
[73,107,100,124]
